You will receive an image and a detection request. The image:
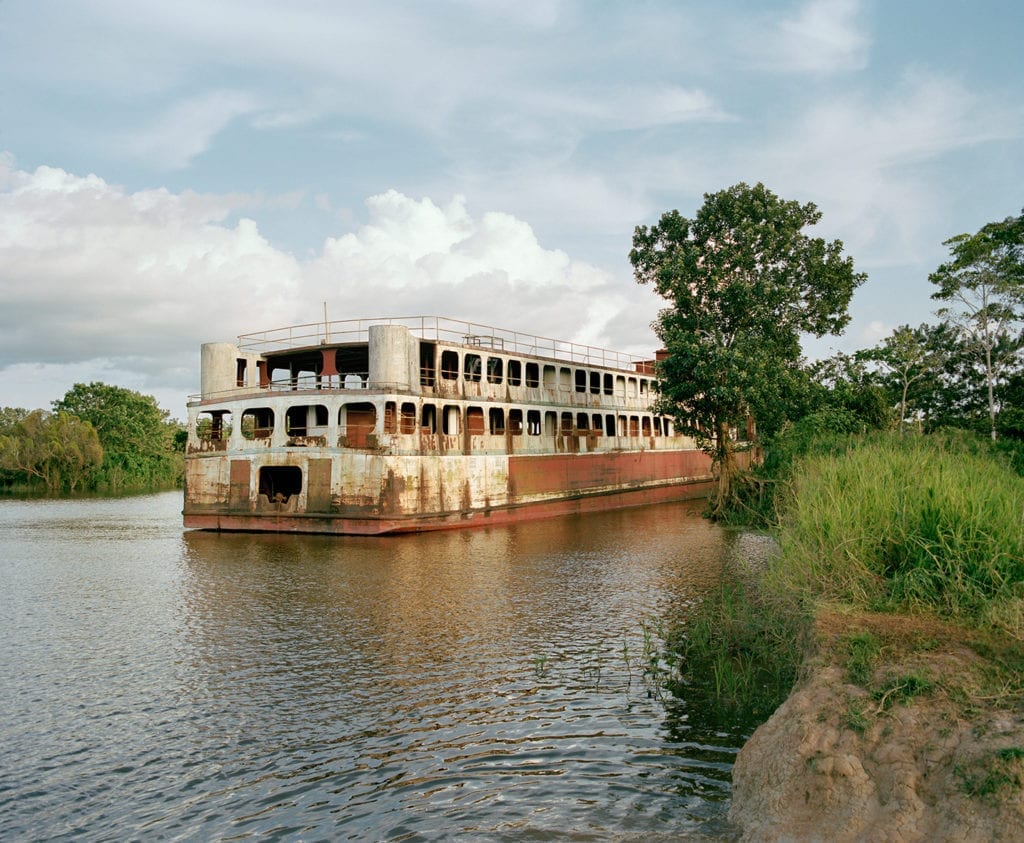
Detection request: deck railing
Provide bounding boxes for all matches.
[236,316,649,371]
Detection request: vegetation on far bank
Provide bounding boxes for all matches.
[0,382,184,496]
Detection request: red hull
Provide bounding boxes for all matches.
[183,474,714,535]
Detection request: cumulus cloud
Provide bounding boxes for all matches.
[0,161,304,386]
[0,161,658,413]
[307,190,639,346]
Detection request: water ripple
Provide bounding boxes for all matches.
[1,492,750,840]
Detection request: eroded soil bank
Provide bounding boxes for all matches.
[729,610,1024,842]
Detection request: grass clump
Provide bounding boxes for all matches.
[956,747,1024,802]
[843,631,881,686]
[667,579,810,725]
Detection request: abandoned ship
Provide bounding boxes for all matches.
[183,316,715,534]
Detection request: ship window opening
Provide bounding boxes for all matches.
[489,407,505,434]
[442,405,461,435]
[401,402,417,434]
[589,372,600,395]
[606,414,615,436]
[642,417,652,436]
[241,407,274,439]
[509,408,523,435]
[654,417,663,436]
[286,404,328,437]
[527,409,541,435]
[197,410,232,441]
[508,360,522,386]
[629,416,640,437]
[618,415,627,436]
[421,404,437,434]
[615,375,626,397]
[525,362,540,388]
[340,402,376,448]
[603,373,613,396]
[575,370,587,393]
[560,368,572,392]
[467,406,485,435]
[464,354,482,383]
[236,358,247,387]
[543,365,556,389]
[640,379,650,396]
[441,350,459,380]
[384,402,397,434]
[560,412,573,434]
[592,414,603,434]
[544,411,557,436]
[486,357,503,384]
[576,412,589,430]
[628,378,639,398]
[420,342,436,387]
[259,466,302,503]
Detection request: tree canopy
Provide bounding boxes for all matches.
[0,410,103,493]
[928,210,1024,440]
[52,382,183,490]
[630,182,865,514]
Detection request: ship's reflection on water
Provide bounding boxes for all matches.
[2,492,765,840]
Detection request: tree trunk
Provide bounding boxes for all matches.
[710,419,738,518]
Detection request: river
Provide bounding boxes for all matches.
[0,491,768,841]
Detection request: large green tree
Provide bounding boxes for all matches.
[929,210,1024,440]
[53,382,182,490]
[630,182,864,515]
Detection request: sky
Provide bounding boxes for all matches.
[1,0,1022,419]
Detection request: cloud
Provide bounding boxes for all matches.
[120,90,261,169]
[0,160,662,413]
[0,160,305,375]
[744,0,870,73]
[308,190,641,346]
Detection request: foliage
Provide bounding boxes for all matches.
[668,431,1024,732]
[52,382,184,491]
[773,433,1024,625]
[666,579,809,726]
[0,409,103,493]
[631,182,864,517]
[929,210,1024,440]
[860,324,948,432]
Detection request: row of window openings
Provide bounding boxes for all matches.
[235,352,653,397]
[200,404,673,440]
[438,352,651,397]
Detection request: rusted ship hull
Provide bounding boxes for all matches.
[183,449,715,535]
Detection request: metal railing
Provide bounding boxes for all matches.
[236,315,650,371]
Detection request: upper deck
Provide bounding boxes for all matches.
[190,316,660,410]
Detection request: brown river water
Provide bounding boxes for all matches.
[0,491,771,840]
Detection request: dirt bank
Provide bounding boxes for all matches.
[728,611,1024,842]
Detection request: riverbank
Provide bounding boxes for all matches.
[731,608,1024,841]
[674,432,1024,840]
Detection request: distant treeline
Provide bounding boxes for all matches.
[0,382,185,495]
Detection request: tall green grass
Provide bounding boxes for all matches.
[773,434,1024,627]
[668,431,1024,721]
